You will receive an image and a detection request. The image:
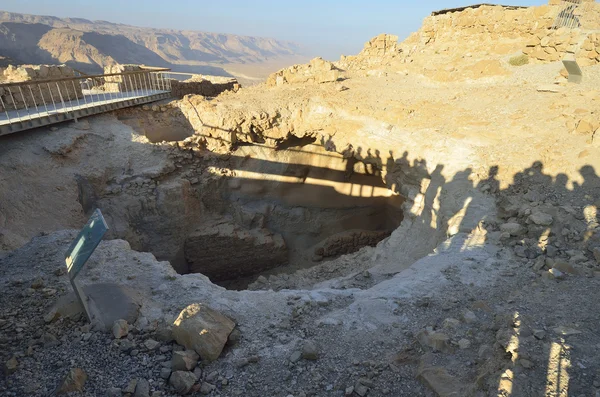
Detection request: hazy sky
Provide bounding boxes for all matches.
[3,0,547,60]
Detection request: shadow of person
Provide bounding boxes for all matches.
[478,165,500,195]
[373,149,383,177]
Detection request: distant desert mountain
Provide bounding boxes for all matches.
[0,11,304,76]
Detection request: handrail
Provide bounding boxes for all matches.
[0,68,171,88]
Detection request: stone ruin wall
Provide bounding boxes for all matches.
[102,64,147,92]
[0,64,83,113]
[171,76,241,98]
[400,1,600,66]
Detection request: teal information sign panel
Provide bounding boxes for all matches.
[65,209,109,280]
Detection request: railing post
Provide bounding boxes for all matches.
[27,85,40,115]
[18,86,33,122]
[128,75,135,98]
[47,83,57,114]
[0,95,11,124]
[72,80,82,109]
[81,80,89,105]
[38,84,50,115]
[7,88,21,121]
[99,78,109,104]
[55,82,67,115]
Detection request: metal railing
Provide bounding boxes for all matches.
[551,0,592,30]
[0,67,173,136]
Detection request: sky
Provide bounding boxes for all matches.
[2,0,547,60]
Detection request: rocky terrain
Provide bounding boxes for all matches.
[0,10,305,78]
[1,1,600,397]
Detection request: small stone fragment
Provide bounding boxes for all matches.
[301,340,319,360]
[354,383,369,397]
[107,387,121,397]
[4,356,18,375]
[160,367,171,380]
[500,223,525,236]
[520,359,533,369]
[417,363,463,397]
[124,379,138,394]
[113,319,129,339]
[553,326,582,336]
[134,379,150,397]
[289,351,302,363]
[416,330,454,354]
[31,277,44,289]
[553,261,578,275]
[169,371,197,395]
[200,382,216,395]
[58,368,87,394]
[144,339,160,350]
[171,350,199,371]
[462,310,477,324]
[458,339,471,349]
[442,318,460,329]
[529,212,553,226]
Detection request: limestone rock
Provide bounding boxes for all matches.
[58,368,87,394]
[31,277,44,289]
[169,371,197,395]
[417,361,463,397]
[500,223,525,236]
[301,340,320,360]
[171,350,199,371]
[134,379,150,397]
[529,212,553,226]
[200,382,216,395]
[113,319,129,339]
[184,219,288,281]
[172,303,235,362]
[416,330,455,354]
[124,379,137,394]
[458,339,471,349]
[593,247,600,263]
[553,260,578,275]
[144,339,160,350]
[3,356,18,375]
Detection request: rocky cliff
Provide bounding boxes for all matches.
[0,11,304,73]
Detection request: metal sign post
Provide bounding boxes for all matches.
[65,209,109,322]
[562,59,583,84]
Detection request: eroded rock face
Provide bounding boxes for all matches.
[184,218,288,281]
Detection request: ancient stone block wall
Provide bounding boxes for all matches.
[184,218,288,281]
[401,5,556,57]
[525,29,600,65]
[0,64,83,113]
[171,76,241,98]
[339,33,403,69]
[102,64,144,92]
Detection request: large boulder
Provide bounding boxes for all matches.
[172,304,235,362]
